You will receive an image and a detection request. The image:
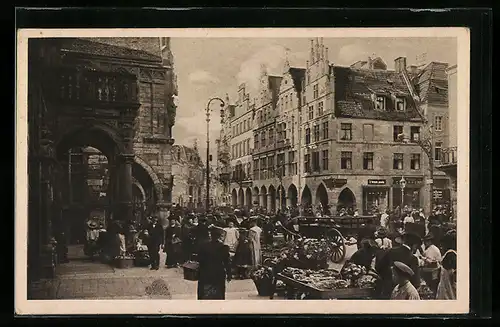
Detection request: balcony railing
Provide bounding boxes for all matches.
[49,67,139,108]
[439,147,458,166]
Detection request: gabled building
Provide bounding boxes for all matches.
[171,144,206,210]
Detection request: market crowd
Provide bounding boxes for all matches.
[79,201,456,301]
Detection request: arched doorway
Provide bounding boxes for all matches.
[268,185,276,213]
[338,187,356,212]
[245,188,252,209]
[277,185,286,211]
[56,125,125,246]
[252,186,260,206]
[132,180,146,222]
[287,184,298,207]
[238,188,244,207]
[132,161,158,223]
[260,186,267,209]
[231,189,237,207]
[315,183,329,215]
[301,185,312,207]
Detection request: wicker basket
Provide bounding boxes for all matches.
[182,261,199,281]
[253,278,274,297]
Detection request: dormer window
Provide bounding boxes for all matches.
[395,97,406,112]
[375,95,386,110]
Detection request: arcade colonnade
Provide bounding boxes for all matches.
[230,182,357,213]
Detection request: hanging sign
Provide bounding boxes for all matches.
[368,179,387,185]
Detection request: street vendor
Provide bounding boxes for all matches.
[390,261,421,300]
[349,238,378,271]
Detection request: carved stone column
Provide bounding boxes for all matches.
[117,154,134,223]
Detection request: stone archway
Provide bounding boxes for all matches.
[260,185,267,209]
[252,186,260,206]
[238,188,244,207]
[245,188,252,209]
[316,183,329,208]
[301,185,312,207]
[134,156,163,202]
[338,187,356,211]
[287,184,298,207]
[231,189,238,207]
[55,124,129,244]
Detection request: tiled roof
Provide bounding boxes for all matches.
[59,38,162,62]
[414,62,449,105]
[333,66,423,122]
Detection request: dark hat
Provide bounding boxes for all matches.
[402,231,422,245]
[87,220,98,229]
[423,233,435,241]
[376,228,387,238]
[393,261,415,277]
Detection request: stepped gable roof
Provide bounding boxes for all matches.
[59,38,162,62]
[333,65,423,122]
[414,62,449,106]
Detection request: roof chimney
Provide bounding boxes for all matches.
[395,57,407,73]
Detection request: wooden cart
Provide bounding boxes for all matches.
[272,273,375,300]
[296,215,378,263]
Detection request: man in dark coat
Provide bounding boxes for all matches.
[375,232,421,299]
[197,228,231,300]
[146,217,164,270]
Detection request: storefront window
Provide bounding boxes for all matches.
[364,189,388,214]
[393,188,421,209]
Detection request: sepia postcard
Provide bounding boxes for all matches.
[16,27,470,315]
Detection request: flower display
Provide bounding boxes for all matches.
[250,266,274,282]
[341,262,367,282]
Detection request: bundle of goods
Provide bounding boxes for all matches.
[417,279,435,300]
[133,249,150,267]
[114,254,135,269]
[250,265,275,296]
[340,262,367,282]
[182,260,199,281]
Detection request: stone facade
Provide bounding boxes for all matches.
[27,37,178,280]
[171,144,206,209]
[215,37,451,216]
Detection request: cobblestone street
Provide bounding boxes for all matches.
[28,244,355,300]
[29,246,268,300]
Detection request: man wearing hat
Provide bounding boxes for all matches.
[375,232,421,299]
[419,233,442,267]
[390,261,421,300]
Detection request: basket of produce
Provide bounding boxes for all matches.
[417,279,435,300]
[114,255,135,269]
[250,266,275,297]
[133,250,150,267]
[182,261,199,281]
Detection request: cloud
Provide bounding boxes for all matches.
[188,70,219,84]
[336,44,373,67]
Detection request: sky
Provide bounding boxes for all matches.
[170,37,457,162]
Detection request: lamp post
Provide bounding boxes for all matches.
[397,124,434,214]
[400,176,406,208]
[205,97,225,213]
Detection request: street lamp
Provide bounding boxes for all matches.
[400,176,406,208]
[397,124,435,213]
[277,159,284,212]
[205,97,225,213]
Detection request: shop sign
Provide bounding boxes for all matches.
[368,179,387,185]
[87,179,103,186]
[433,189,443,199]
[392,177,423,186]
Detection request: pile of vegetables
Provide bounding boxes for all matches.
[281,266,379,291]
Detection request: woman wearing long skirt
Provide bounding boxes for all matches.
[248,219,263,268]
[164,219,182,268]
[197,228,231,300]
